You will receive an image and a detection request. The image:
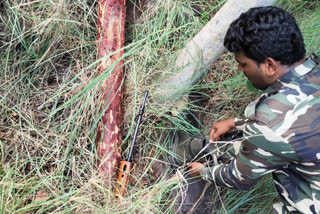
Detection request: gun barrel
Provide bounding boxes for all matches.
[127,91,148,162]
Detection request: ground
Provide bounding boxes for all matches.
[0,0,319,213]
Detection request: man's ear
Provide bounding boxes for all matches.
[263,57,277,76]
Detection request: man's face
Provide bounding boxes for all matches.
[234,51,271,90]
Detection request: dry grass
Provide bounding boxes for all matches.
[0,0,211,213]
[1,0,319,213]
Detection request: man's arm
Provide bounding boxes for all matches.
[194,120,299,190]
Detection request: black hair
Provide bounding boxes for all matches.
[224,6,305,65]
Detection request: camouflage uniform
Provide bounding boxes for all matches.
[200,58,320,213]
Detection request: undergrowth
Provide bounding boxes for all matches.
[0,0,319,213]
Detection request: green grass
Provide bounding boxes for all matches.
[275,0,320,56]
[0,0,319,213]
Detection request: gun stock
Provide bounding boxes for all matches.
[114,160,134,198]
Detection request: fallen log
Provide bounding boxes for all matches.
[96,0,126,180]
[154,0,275,110]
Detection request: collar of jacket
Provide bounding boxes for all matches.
[264,58,316,94]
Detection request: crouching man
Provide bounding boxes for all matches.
[186,6,320,214]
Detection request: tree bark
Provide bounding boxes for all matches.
[96,0,125,180]
[154,0,275,109]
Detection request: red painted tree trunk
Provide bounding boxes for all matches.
[96,0,125,180]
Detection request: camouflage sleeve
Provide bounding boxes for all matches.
[234,117,248,130]
[200,120,299,191]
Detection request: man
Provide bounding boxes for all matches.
[182,6,320,214]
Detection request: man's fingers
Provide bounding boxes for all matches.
[187,163,198,171]
[209,118,235,142]
[213,130,222,140]
[210,128,222,142]
[187,162,205,178]
[209,128,217,143]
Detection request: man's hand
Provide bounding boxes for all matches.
[187,162,205,178]
[209,118,235,142]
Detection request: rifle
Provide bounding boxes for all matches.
[114,91,148,199]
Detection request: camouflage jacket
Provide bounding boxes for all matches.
[200,58,320,214]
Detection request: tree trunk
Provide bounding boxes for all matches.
[154,0,275,109]
[96,0,126,180]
